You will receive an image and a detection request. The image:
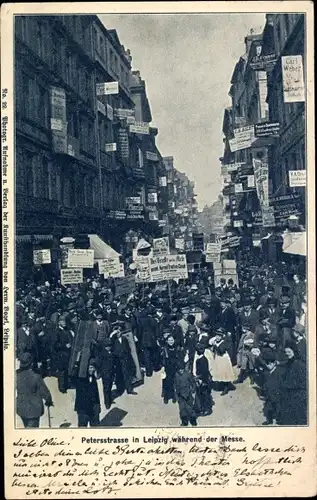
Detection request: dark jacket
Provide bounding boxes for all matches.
[16,326,38,362]
[238,309,259,332]
[195,355,211,384]
[54,326,73,370]
[73,375,100,415]
[218,306,237,334]
[16,368,52,418]
[139,314,158,348]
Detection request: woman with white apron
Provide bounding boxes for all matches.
[208,327,235,395]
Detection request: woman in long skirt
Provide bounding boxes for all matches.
[209,328,235,395]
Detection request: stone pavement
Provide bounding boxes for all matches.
[16,367,264,428]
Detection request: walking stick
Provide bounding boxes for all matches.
[47,405,52,428]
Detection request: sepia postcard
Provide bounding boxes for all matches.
[1,1,316,498]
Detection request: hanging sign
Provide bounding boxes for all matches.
[262,206,276,227]
[61,268,83,286]
[129,122,150,135]
[97,100,106,115]
[114,108,135,120]
[289,170,306,187]
[247,175,255,188]
[147,192,158,204]
[235,183,243,194]
[33,249,51,265]
[146,151,159,161]
[67,249,94,268]
[231,125,255,151]
[233,220,243,228]
[159,176,167,187]
[117,128,129,159]
[282,55,305,103]
[105,143,117,152]
[106,104,114,121]
[96,82,119,96]
[249,52,277,71]
[255,122,280,137]
[153,237,170,255]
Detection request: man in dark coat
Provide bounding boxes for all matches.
[169,315,185,348]
[194,343,213,416]
[95,338,114,410]
[184,315,199,372]
[71,358,101,427]
[111,324,137,396]
[54,316,73,393]
[138,305,160,377]
[16,315,38,369]
[276,295,296,351]
[218,297,237,365]
[16,353,53,428]
[175,361,197,426]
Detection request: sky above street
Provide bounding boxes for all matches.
[100,13,266,209]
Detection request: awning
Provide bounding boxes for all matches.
[283,231,306,256]
[88,234,121,260]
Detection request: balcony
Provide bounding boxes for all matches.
[16,195,59,214]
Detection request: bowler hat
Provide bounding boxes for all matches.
[19,352,33,369]
[280,295,291,304]
[196,343,206,354]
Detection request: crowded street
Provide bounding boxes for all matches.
[14,14,307,429]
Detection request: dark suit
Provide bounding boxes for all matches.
[218,306,237,364]
[195,355,212,415]
[54,326,73,392]
[139,314,160,376]
[73,374,100,427]
[276,306,296,350]
[112,337,135,394]
[17,326,38,366]
[16,368,52,427]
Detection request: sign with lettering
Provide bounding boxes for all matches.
[289,170,306,187]
[262,206,276,227]
[282,55,305,103]
[114,108,135,119]
[159,177,167,187]
[148,192,158,204]
[33,249,51,265]
[115,276,135,297]
[153,237,170,255]
[50,87,67,154]
[129,122,150,135]
[249,52,277,70]
[50,118,66,132]
[106,104,114,121]
[117,128,129,159]
[150,254,188,281]
[247,175,255,188]
[146,151,159,161]
[135,256,152,283]
[255,122,280,137]
[98,257,121,277]
[126,197,141,205]
[231,125,255,151]
[67,249,94,268]
[205,243,221,263]
[97,100,106,115]
[61,268,83,285]
[96,82,119,96]
[105,143,117,152]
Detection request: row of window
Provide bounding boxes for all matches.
[94,26,130,89]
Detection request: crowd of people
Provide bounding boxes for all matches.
[16,251,307,428]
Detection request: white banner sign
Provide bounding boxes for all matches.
[61,268,83,286]
[33,249,51,265]
[153,237,170,255]
[282,55,305,103]
[105,143,117,152]
[98,257,121,277]
[150,254,188,281]
[289,170,306,187]
[148,192,158,204]
[231,126,255,151]
[247,175,255,188]
[96,82,119,96]
[67,249,94,268]
[205,243,221,263]
[129,122,150,135]
[262,206,276,227]
[159,177,167,187]
[175,238,185,250]
[50,118,67,132]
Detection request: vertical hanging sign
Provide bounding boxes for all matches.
[281,55,305,103]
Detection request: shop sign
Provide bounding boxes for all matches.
[117,128,129,159]
[129,122,150,135]
[126,196,141,205]
[97,100,106,115]
[205,243,221,263]
[233,220,243,228]
[289,170,306,187]
[33,249,51,265]
[148,192,158,204]
[247,175,255,188]
[146,151,159,161]
[249,52,277,71]
[282,55,305,103]
[231,125,255,151]
[61,268,83,286]
[255,122,280,137]
[114,108,135,119]
[96,82,119,96]
[105,143,117,152]
[235,183,243,194]
[158,219,167,227]
[50,118,66,132]
[159,177,167,187]
[50,87,67,154]
[262,206,276,227]
[106,104,114,121]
